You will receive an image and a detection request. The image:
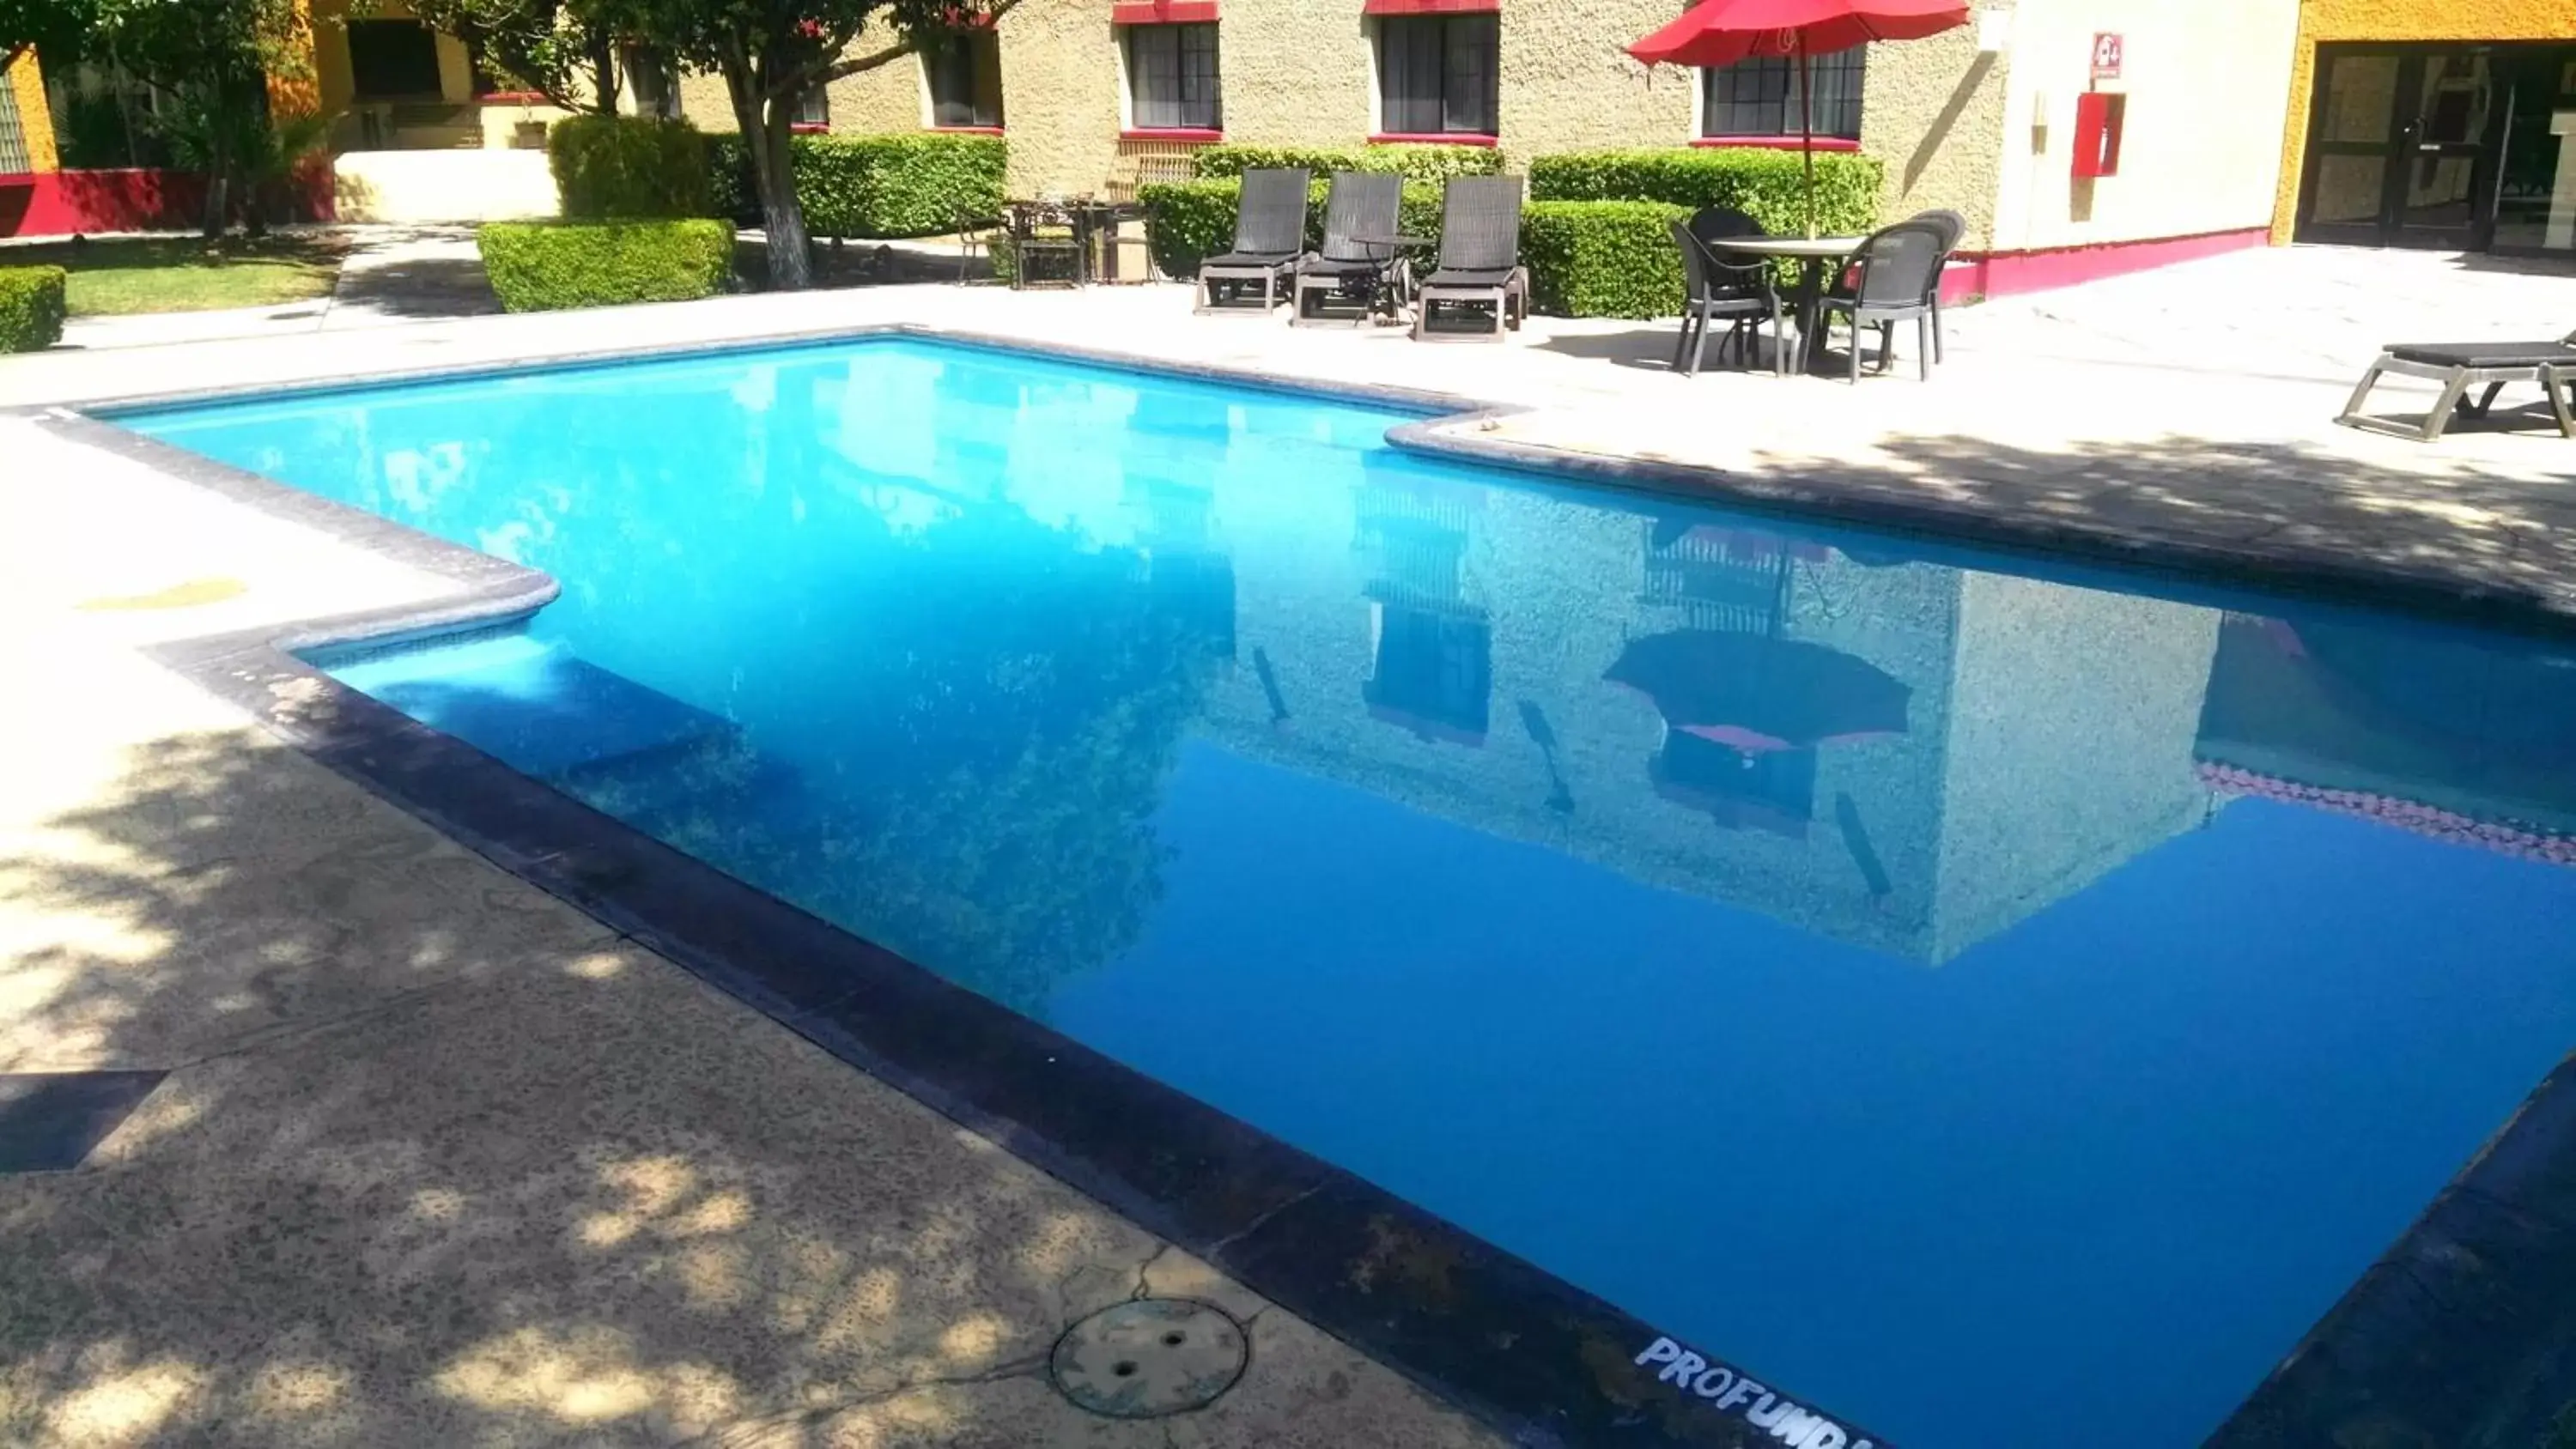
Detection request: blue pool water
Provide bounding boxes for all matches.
[125,339,2576,1447]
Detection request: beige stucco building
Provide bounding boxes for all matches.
[676,0,2306,283]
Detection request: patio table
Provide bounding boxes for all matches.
[1706,234,1868,373]
[1347,233,1431,324]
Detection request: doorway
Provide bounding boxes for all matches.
[2296,45,2507,249]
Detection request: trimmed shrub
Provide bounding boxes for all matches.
[1190,143,1501,185]
[550,115,712,221]
[1137,179,1239,279]
[1522,201,1690,319]
[801,134,1007,237]
[707,133,758,224]
[707,133,1007,238]
[1528,148,1883,241]
[0,266,68,353]
[477,221,736,312]
[1139,177,1445,282]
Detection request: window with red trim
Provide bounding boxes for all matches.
[927,31,1004,129]
[1376,14,1497,138]
[1701,49,1864,140]
[1126,21,1221,131]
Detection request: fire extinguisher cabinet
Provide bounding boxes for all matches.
[2074,92,2125,178]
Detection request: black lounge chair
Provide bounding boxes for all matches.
[2340,333,2576,442]
[1414,175,1529,343]
[1670,221,1786,378]
[1195,167,1311,314]
[1815,220,1947,383]
[1293,172,1406,327]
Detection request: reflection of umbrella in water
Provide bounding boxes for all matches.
[1606,629,1909,755]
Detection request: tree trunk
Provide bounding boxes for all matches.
[729,67,811,290]
[588,35,621,116]
[202,126,231,240]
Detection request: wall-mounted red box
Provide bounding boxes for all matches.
[2074,91,2126,178]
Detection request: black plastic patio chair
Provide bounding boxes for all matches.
[1414,176,1529,343]
[1686,205,1765,247]
[1195,167,1312,314]
[1909,208,1966,362]
[1293,172,1405,327]
[1816,221,1948,383]
[1670,221,1786,378]
[2340,330,2576,441]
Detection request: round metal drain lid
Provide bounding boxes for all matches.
[1049,1298,1247,1418]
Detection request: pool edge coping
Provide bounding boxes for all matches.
[28,324,2576,1449]
[31,317,2576,637]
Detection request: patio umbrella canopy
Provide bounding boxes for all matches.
[1605,629,1911,755]
[1628,0,1970,234]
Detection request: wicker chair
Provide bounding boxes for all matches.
[1413,175,1529,343]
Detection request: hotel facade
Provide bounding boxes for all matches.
[5,0,2575,277]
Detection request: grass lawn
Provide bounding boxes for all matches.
[2,234,347,317]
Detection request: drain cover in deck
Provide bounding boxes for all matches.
[0,1071,166,1173]
[1049,1298,1247,1418]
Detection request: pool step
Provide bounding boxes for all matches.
[345,637,744,780]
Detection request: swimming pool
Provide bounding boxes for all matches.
[121,337,2576,1448]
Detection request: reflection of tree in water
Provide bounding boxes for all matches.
[573,498,1219,1018]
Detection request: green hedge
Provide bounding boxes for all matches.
[707,132,1006,238]
[1139,177,1443,282]
[1189,143,1500,185]
[477,221,736,312]
[1522,201,1689,318]
[550,115,711,221]
[1528,148,1882,240]
[1140,183,1691,318]
[0,266,67,352]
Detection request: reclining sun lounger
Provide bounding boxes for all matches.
[1194,167,1312,315]
[2340,333,2576,442]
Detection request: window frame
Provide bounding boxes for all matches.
[793,84,830,130]
[1699,48,1866,142]
[1123,21,1222,133]
[345,18,448,103]
[924,31,1004,130]
[1374,13,1498,140]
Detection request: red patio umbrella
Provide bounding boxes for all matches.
[1628,0,1970,235]
[1604,630,1911,755]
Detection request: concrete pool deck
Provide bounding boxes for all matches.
[4,244,2576,1446]
[0,445,1504,1447]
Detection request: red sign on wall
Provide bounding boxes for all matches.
[2091,32,2124,80]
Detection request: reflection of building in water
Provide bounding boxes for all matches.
[1199,449,2221,966]
[1357,475,1492,746]
[2196,613,2576,862]
[1128,475,1239,664]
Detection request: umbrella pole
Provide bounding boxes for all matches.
[1799,36,1817,239]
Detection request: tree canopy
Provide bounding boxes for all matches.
[402,0,629,115]
[611,0,1018,286]
[2,0,99,72]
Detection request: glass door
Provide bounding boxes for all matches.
[2299,49,2408,246]
[2494,49,2576,255]
[2297,46,2506,249]
[2397,52,2499,247]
